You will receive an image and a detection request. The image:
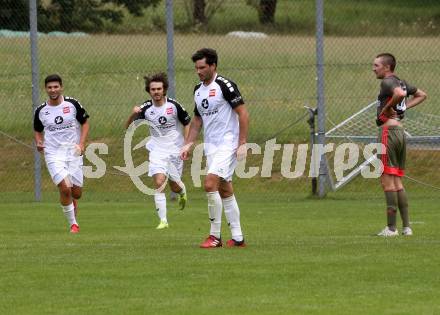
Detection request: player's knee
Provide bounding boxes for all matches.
[169,181,182,193]
[204,174,220,192]
[59,186,71,198]
[394,181,404,191]
[72,190,82,200]
[219,190,233,198]
[154,179,166,191]
[380,181,394,191]
[204,181,217,192]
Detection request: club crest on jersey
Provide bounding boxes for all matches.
[201,99,209,109]
[209,89,216,97]
[54,116,64,124]
[63,106,70,114]
[158,116,167,125]
[166,107,173,115]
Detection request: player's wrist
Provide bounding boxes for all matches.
[184,141,194,147]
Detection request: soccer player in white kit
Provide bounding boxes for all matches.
[181,48,249,248]
[125,72,191,229]
[33,74,90,233]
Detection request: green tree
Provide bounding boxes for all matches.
[42,0,161,32]
[0,0,34,30]
[0,0,160,32]
[183,0,224,27]
[193,0,206,24]
[247,0,278,24]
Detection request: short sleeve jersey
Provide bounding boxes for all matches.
[133,97,191,154]
[193,74,244,154]
[33,96,89,158]
[376,75,417,126]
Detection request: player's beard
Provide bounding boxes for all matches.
[201,71,214,84]
[49,93,62,102]
[153,94,164,102]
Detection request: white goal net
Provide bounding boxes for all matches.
[324,101,440,191]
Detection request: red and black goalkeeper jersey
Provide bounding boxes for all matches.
[376,75,417,126]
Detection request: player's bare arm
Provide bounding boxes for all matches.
[406,89,427,109]
[183,123,190,142]
[124,106,141,129]
[34,131,45,152]
[180,115,202,160]
[77,120,90,155]
[234,104,249,161]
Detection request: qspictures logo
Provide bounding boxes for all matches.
[79,121,385,196]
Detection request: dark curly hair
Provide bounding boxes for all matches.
[144,72,169,94]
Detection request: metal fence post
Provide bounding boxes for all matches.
[166,0,176,99]
[315,0,327,198]
[29,0,41,201]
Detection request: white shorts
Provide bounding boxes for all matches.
[148,151,183,182]
[45,156,84,187]
[206,146,237,182]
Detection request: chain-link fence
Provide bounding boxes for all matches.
[1,0,440,200]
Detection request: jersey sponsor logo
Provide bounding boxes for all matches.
[201,99,209,109]
[54,116,64,124]
[149,110,155,116]
[48,122,74,132]
[209,89,216,97]
[201,109,218,117]
[63,106,70,114]
[166,107,174,115]
[158,116,167,125]
[44,111,50,115]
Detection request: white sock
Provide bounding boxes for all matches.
[207,191,222,239]
[154,192,167,222]
[62,203,77,226]
[223,195,243,242]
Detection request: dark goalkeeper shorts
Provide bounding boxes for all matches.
[378,125,406,177]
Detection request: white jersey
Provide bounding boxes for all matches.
[194,74,244,155]
[34,96,89,160]
[134,97,191,154]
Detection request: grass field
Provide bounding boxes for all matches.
[1,191,440,314]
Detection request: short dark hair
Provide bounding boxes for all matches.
[376,53,396,71]
[144,72,169,94]
[44,74,62,86]
[191,48,218,66]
